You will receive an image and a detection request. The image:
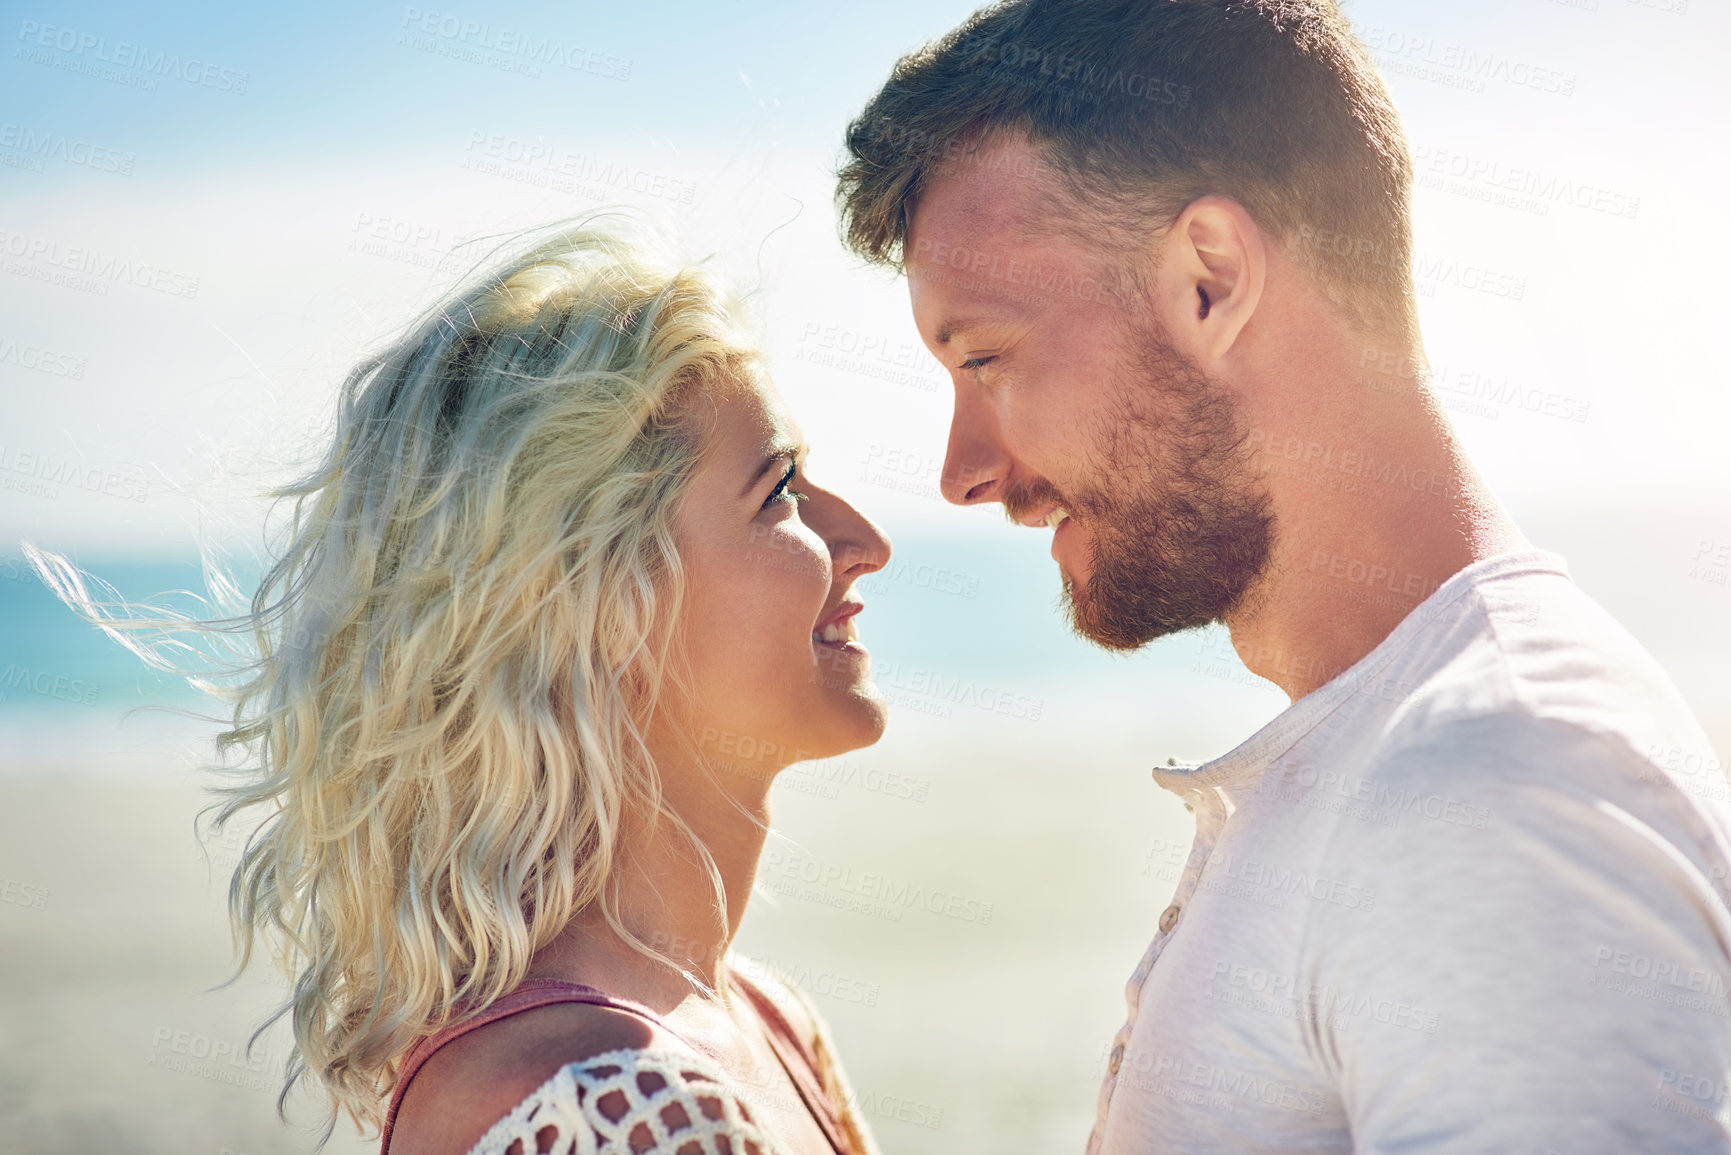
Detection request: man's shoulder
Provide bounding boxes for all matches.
[1375,709,1639,786]
[1384,571,1616,701]
[1302,708,1726,942]
[1314,709,1730,919]
[1365,569,1711,797]
[1355,705,1716,840]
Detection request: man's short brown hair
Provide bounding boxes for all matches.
[836,0,1416,337]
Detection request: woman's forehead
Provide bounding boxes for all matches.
[711,368,804,450]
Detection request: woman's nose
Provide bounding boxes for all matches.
[823,495,891,579]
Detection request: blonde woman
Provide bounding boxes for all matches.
[28,223,891,1154]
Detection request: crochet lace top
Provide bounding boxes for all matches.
[463,1044,782,1154]
[379,969,878,1155]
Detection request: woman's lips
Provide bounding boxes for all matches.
[814,614,860,646]
[813,601,866,655]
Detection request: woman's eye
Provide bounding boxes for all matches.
[959,356,996,373]
[762,463,806,509]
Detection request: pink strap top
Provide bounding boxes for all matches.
[378,972,851,1154]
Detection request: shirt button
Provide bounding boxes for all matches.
[1108,1043,1125,1075]
[1159,904,1181,934]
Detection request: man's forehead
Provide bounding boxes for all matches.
[906,135,1060,255]
[907,140,1102,344]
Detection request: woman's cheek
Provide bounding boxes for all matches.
[744,518,828,589]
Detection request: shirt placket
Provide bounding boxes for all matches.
[1086,772,1232,1155]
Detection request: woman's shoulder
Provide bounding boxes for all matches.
[459,1040,781,1155]
[728,957,885,1155]
[391,998,777,1155]
[389,999,652,1153]
[727,956,822,1049]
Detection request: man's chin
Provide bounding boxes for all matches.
[1062,575,1158,653]
[1055,555,1092,596]
[1063,559,1234,652]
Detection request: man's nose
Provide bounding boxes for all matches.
[940,394,1009,506]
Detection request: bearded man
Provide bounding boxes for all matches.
[837,1,1731,1150]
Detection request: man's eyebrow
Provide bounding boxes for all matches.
[934,316,1003,346]
[739,441,804,499]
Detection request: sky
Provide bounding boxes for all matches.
[1,0,1728,745]
[2,0,1727,544]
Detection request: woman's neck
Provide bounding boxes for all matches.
[525,741,782,1006]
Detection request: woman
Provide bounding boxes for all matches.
[29,222,892,1154]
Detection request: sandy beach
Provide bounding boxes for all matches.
[0,710,1201,1155]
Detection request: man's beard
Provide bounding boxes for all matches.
[1010,318,1275,651]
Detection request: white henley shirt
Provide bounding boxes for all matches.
[1089,549,1731,1154]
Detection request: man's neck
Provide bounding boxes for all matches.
[1224,333,1530,701]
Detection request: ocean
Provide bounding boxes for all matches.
[0,529,1282,1153]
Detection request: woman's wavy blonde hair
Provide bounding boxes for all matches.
[26,219,758,1143]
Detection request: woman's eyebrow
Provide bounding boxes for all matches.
[739,443,800,499]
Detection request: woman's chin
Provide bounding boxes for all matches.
[854,688,891,743]
[798,689,890,762]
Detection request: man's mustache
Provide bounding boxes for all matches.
[999,475,1073,527]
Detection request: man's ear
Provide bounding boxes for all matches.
[1151,196,1266,362]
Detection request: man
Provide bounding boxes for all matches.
[836,1,1731,1151]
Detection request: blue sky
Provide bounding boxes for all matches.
[1,1,982,162]
[3,0,1725,555]
[3,0,1729,748]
